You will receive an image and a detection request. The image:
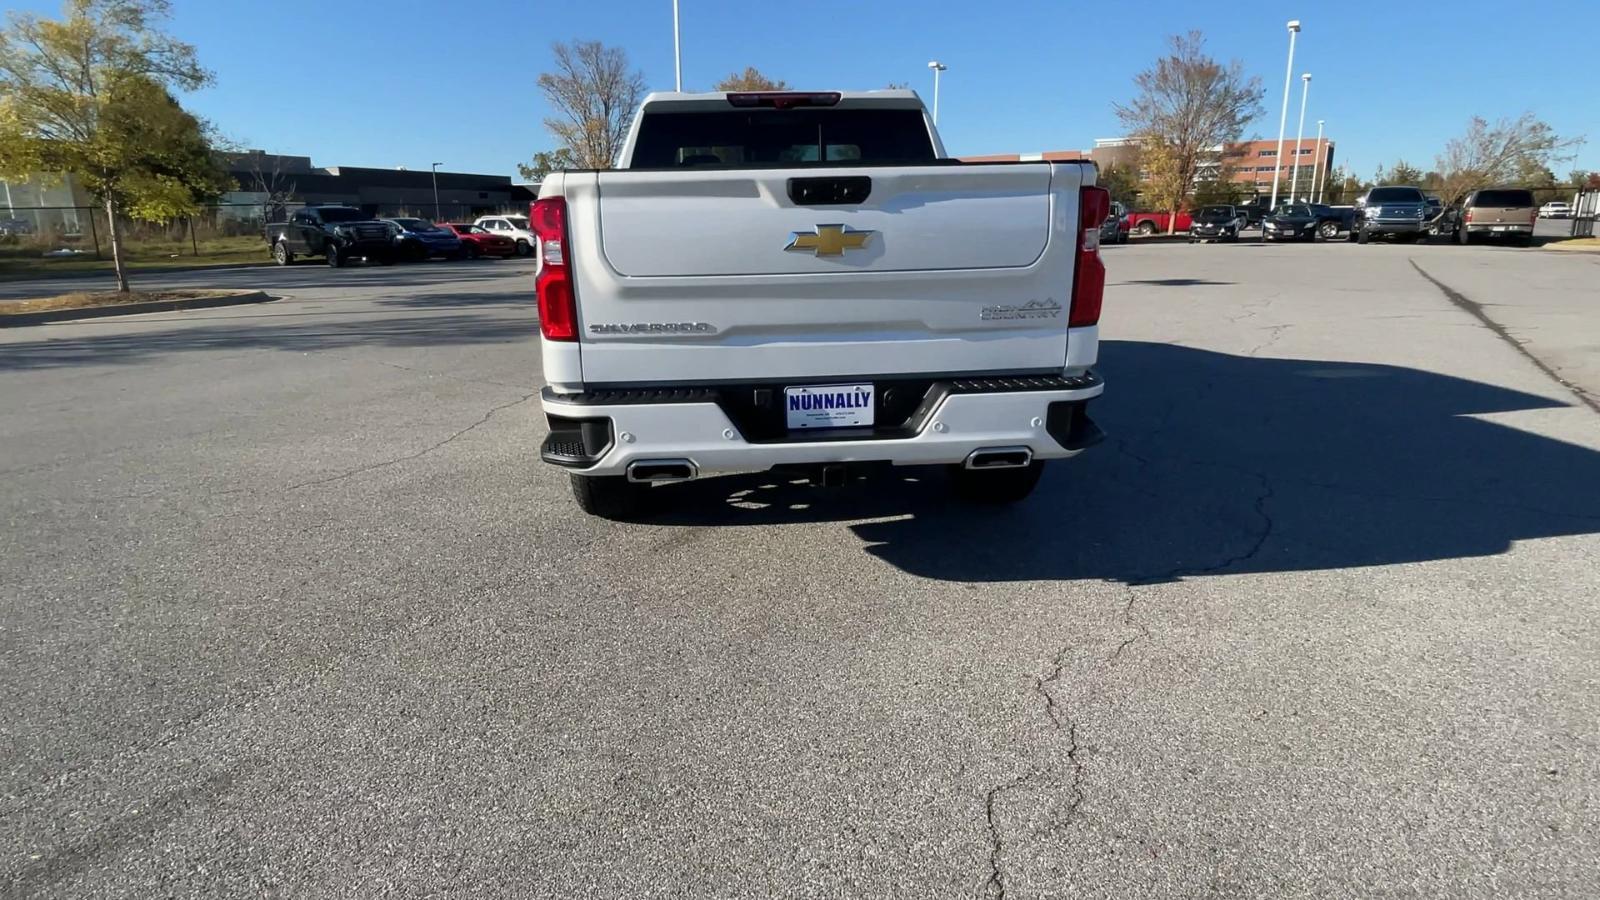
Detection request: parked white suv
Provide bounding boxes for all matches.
[473,214,535,255]
[532,90,1109,517]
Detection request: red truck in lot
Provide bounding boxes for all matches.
[1125,210,1193,235]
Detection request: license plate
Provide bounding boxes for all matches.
[785,383,874,430]
[1493,225,1509,231]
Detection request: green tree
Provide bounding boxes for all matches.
[1192,177,1245,207]
[1374,160,1425,186]
[517,148,576,182]
[713,67,788,91]
[1114,31,1264,233]
[0,0,218,292]
[1097,162,1142,207]
[1322,166,1366,205]
[538,40,646,169]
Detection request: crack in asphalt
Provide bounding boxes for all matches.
[281,391,538,493]
[982,768,1041,900]
[1409,258,1599,415]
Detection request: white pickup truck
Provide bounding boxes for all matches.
[531,90,1109,517]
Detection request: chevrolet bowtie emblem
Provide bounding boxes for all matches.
[785,224,874,257]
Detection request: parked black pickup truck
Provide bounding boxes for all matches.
[266,206,396,267]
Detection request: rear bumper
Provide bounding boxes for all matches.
[540,375,1106,477]
[1465,223,1534,234]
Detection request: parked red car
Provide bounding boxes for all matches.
[1125,210,1194,236]
[443,223,517,259]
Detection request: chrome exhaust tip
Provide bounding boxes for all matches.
[964,446,1034,470]
[626,459,698,483]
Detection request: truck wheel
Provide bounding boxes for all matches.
[1357,225,1369,245]
[1456,225,1471,246]
[569,474,647,519]
[325,246,343,267]
[949,461,1045,504]
[1319,221,1338,239]
[272,241,294,266]
[1136,221,1157,236]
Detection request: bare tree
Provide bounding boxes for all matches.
[1114,31,1264,233]
[713,67,788,91]
[537,40,646,170]
[1435,113,1584,204]
[240,152,297,221]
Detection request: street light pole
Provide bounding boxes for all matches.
[927,60,947,125]
[1289,73,1311,202]
[1311,119,1326,203]
[1269,20,1301,209]
[430,162,442,220]
[673,0,682,92]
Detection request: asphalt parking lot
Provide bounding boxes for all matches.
[3,242,1599,897]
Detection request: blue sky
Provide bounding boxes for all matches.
[13,0,1598,180]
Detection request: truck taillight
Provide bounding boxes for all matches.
[532,197,577,341]
[1464,208,1474,223]
[1070,186,1110,328]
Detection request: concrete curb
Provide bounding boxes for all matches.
[1,290,276,327]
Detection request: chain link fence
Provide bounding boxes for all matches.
[0,200,533,263]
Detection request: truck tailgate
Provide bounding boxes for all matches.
[564,163,1084,385]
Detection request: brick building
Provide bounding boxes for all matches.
[959,135,1336,202]
[1220,138,1336,198]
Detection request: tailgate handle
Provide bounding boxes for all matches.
[788,176,871,206]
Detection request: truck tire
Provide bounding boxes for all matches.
[1319,221,1338,239]
[1136,221,1157,236]
[949,461,1045,504]
[1357,225,1369,245]
[570,474,647,519]
[272,241,294,266]
[1456,225,1471,246]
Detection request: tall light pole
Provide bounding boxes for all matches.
[1288,73,1311,202]
[927,60,947,125]
[672,0,682,91]
[1311,119,1326,203]
[1268,20,1301,209]
[430,162,442,220]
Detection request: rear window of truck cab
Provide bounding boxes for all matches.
[630,109,937,169]
[1471,190,1535,208]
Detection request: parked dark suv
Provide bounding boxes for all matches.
[1446,188,1538,246]
[1350,186,1429,243]
[266,206,396,267]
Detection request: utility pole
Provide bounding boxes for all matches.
[430,162,442,220]
[673,0,682,91]
[1289,73,1311,202]
[1269,20,1301,209]
[927,60,947,125]
[1311,120,1326,203]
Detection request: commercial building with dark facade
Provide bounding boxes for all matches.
[222,151,536,220]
